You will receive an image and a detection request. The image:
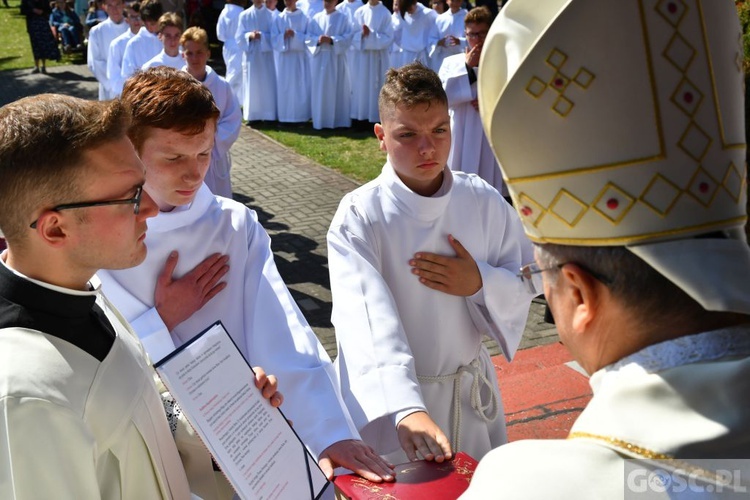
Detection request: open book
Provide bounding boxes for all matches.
[155,321,330,499]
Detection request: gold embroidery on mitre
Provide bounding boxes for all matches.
[524,48,596,118]
[548,189,588,228]
[592,183,637,224]
[640,174,682,216]
[721,162,743,203]
[655,0,687,27]
[686,167,720,207]
[670,78,703,117]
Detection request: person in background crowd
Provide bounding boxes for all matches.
[438,6,506,197]
[236,0,277,122]
[141,12,184,69]
[180,26,241,198]
[430,0,465,72]
[120,0,163,79]
[50,0,83,53]
[106,0,141,97]
[87,0,127,99]
[20,0,60,73]
[216,0,246,104]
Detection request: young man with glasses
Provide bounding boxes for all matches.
[464,1,750,497]
[0,94,281,499]
[438,7,508,201]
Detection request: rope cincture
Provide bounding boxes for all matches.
[418,357,499,452]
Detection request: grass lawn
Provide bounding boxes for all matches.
[0,0,85,71]
[252,121,386,184]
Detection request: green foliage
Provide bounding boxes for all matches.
[738,1,750,74]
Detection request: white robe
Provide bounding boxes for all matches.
[235,4,277,121]
[430,8,465,73]
[107,28,136,98]
[440,53,507,196]
[98,185,360,459]
[272,8,312,123]
[86,17,128,100]
[0,277,191,499]
[327,163,535,463]
[142,50,184,70]
[390,6,437,69]
[298,0,323,20]
[121,27,163,81]
[190,65,242,199]
[335,0,361,90]
[349,2,393,122]
[306,10,352,130]
[462,325,750,499]
[216,3,245,105]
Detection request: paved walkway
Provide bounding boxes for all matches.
[1,65,590,441]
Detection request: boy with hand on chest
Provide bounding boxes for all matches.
[327,62,536,465]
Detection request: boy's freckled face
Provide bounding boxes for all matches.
[138,122,216,212]
[375,100,451,197]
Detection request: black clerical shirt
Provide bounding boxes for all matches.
[0,261,115,361]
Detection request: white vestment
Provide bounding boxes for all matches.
[349,2,393,122]
[306,10,352,129]
[107,28,136,98]
[0,272,191,499]
[216,3,245,104]
[272,8,312,123]
[86,17,128,100]
[189,65,242,199]
[327,163,535,463]
[462,326,750,499]
[298,0,323,20]
[142,50,184,70]
[121,27,162,81]
[430,8,465,73]
[235,4,277,121]
[390,6,437,69]
[335,0,361,90]
[98,185,359,459]
[439,53,507,196]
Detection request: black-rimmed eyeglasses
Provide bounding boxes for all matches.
[30,186,143,229]
[518,261,612,295]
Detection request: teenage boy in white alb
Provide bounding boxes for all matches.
[87,0,128,99]
[107,1,142,97]
[99,67,397,485]
[272,0,312,123]
[306,0,352,129]
[181,26,241,198]
[349,0,393,123]
[120,0,163,79]
[439,7,505,196]
[430,0,465,72]
[142,12,184,69]
[235,0,277,121]
[216,0,245,104]
[328,63,535,465]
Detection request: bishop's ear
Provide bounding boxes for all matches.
[559,263,601,335]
